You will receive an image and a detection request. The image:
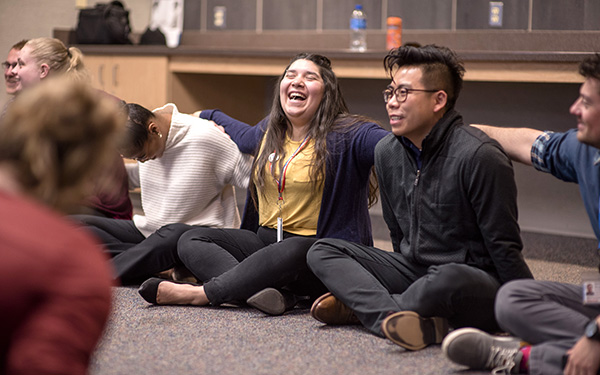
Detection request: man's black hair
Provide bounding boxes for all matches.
[383,44,465,110]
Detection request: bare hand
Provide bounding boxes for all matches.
[207,120,229,139]
[564,336,600,375]
[191,111,230,139]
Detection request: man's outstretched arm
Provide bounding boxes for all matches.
[473,125,543,166]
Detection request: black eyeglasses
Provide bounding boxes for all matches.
[382,87,440,103]
[2,62,17,71]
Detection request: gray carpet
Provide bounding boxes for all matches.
[89,231,598,375]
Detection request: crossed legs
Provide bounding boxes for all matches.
[496,280,600,375]
[307,238,501,336]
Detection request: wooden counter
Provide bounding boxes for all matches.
[63,29,599,119]
[77,43,590,82]
[72,29,600,83]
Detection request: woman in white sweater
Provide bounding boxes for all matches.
[74,102,252,285]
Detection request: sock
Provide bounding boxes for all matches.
[519,346,531,374]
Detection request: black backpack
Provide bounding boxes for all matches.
[75,1,132,44]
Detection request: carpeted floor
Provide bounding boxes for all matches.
[89,231,598,375]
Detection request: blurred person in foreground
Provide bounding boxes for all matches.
[0,77,123,375]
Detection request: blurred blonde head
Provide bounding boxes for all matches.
[0,77,124,212]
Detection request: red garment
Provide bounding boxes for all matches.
[0,191,113,375]
[87,152,133,220]
[87,90,132,220]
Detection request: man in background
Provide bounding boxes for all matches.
[443,53,600,375]
[2,39,28,115]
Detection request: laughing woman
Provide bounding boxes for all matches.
[138,53,389,314]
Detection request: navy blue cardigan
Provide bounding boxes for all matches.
[200,110,389,246]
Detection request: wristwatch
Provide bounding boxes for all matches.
[585,319,600,342]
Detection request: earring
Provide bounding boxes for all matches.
[158,133,163,138]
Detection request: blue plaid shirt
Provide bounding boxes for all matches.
[531,130,600,243]
[532,131,600,172]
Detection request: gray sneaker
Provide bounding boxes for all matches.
[442,328,523,375]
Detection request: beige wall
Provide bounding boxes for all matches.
[0,0,151,108]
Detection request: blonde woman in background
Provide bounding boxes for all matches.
[0,77,123,375]
[12,37,89,89]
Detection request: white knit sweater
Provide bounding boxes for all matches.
[128,104,252,237]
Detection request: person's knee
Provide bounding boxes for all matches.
[283,237,317,256]
[286,237,318,248]
[412,264,498,309]
[494,280,529,328]
[403,265,499,324]
[69,214,105,226]
[177,228,200,259]
[155,223,193,237]
[306,239,343,270]
[176,227,224,262]
[424,264,476,292]
[177,227,215,249]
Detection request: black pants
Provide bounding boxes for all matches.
[307,238,502,337]
[177,227,327,305]
[71,214,195,285]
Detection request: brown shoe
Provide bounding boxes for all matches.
[310,292,360,325]
[381,311,449,351]
[155,266,198,284]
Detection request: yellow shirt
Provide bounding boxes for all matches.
[257,136,323,236]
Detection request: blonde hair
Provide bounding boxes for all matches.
[24,37,90,84]
[0,77,124,212]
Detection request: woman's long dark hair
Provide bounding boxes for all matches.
[252,53,379,207]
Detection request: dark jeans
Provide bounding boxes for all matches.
[71,215,195,285]
[71,215,144,255]
[307,238,502,337]
[177,226,327,305]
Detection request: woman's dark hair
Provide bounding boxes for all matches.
[383,44,465,110]
[252,52,379,207]
[119,103,155,158]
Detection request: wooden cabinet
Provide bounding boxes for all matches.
[83,55,169,109]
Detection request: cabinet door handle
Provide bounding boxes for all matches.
[98,64,104,88]
[112,64,119,87]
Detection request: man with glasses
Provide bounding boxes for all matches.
[306,44,533,351]
[3,40,27,96]
[2,40,28,116]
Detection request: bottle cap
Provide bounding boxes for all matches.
[387,17,402,26]
[355,4,363,10]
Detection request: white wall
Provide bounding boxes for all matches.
[0,0,152,108]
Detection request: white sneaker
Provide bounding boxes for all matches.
[442,328,523,375]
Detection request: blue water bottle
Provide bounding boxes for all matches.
[350,4,367,52]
